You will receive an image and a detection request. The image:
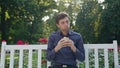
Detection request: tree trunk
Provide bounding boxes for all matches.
[1,2,7,41]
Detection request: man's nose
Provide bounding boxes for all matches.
[64,22,68,26]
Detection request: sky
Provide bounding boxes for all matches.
[98,0,105,3]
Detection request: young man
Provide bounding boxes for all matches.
[47,12,85,68]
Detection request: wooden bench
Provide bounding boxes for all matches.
[0,40,119,68]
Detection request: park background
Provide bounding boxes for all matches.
[0,0,120,45]
[0,0,120,68]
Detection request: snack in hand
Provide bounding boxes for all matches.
[62,37,69,46]
[63,37,69,41]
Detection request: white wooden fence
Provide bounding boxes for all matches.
[0,40,120,68]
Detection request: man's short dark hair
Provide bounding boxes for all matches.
[55,12,69,24]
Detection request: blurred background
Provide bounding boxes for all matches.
[0,0,120,44]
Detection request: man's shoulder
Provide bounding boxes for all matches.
[50,31,59,37]
[70,30,81,36]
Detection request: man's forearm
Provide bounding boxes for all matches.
[47,49,56,61]
[75,49,85,62]
[70,45,77,52]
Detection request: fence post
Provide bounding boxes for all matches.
[0,42,6,68]
[113,40,119,68]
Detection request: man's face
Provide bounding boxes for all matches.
[56,17,70,32]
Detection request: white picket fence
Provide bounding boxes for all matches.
[0,40,120,68]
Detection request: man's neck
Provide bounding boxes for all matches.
[61,30,68,36]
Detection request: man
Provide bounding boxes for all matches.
[47,12,85,68]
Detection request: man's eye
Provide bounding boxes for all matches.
[66,20,69,24]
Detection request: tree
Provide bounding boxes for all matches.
[42,0,82,38]
[0,0,56,43]
[75,0,102,43]
[99,0,120,44]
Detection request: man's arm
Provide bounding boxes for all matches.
[47,35,65,61]
[63,36,85,62]
[46,35,56,61]
[74,36,85,62]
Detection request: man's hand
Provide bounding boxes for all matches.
[64,39,77,52]
[54,37,76,52]
[54,38,66,52]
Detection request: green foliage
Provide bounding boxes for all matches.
[75,0,120,44]
[5,50,120,68]
[98,0,120,44]
[5,50,47,68]
[0,0,120,44]
[0,0,56,44]
[75,0,102,43]
[41,0,81,38]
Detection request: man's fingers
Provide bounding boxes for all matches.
[59,38,65,42]
[58,38,74,46]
